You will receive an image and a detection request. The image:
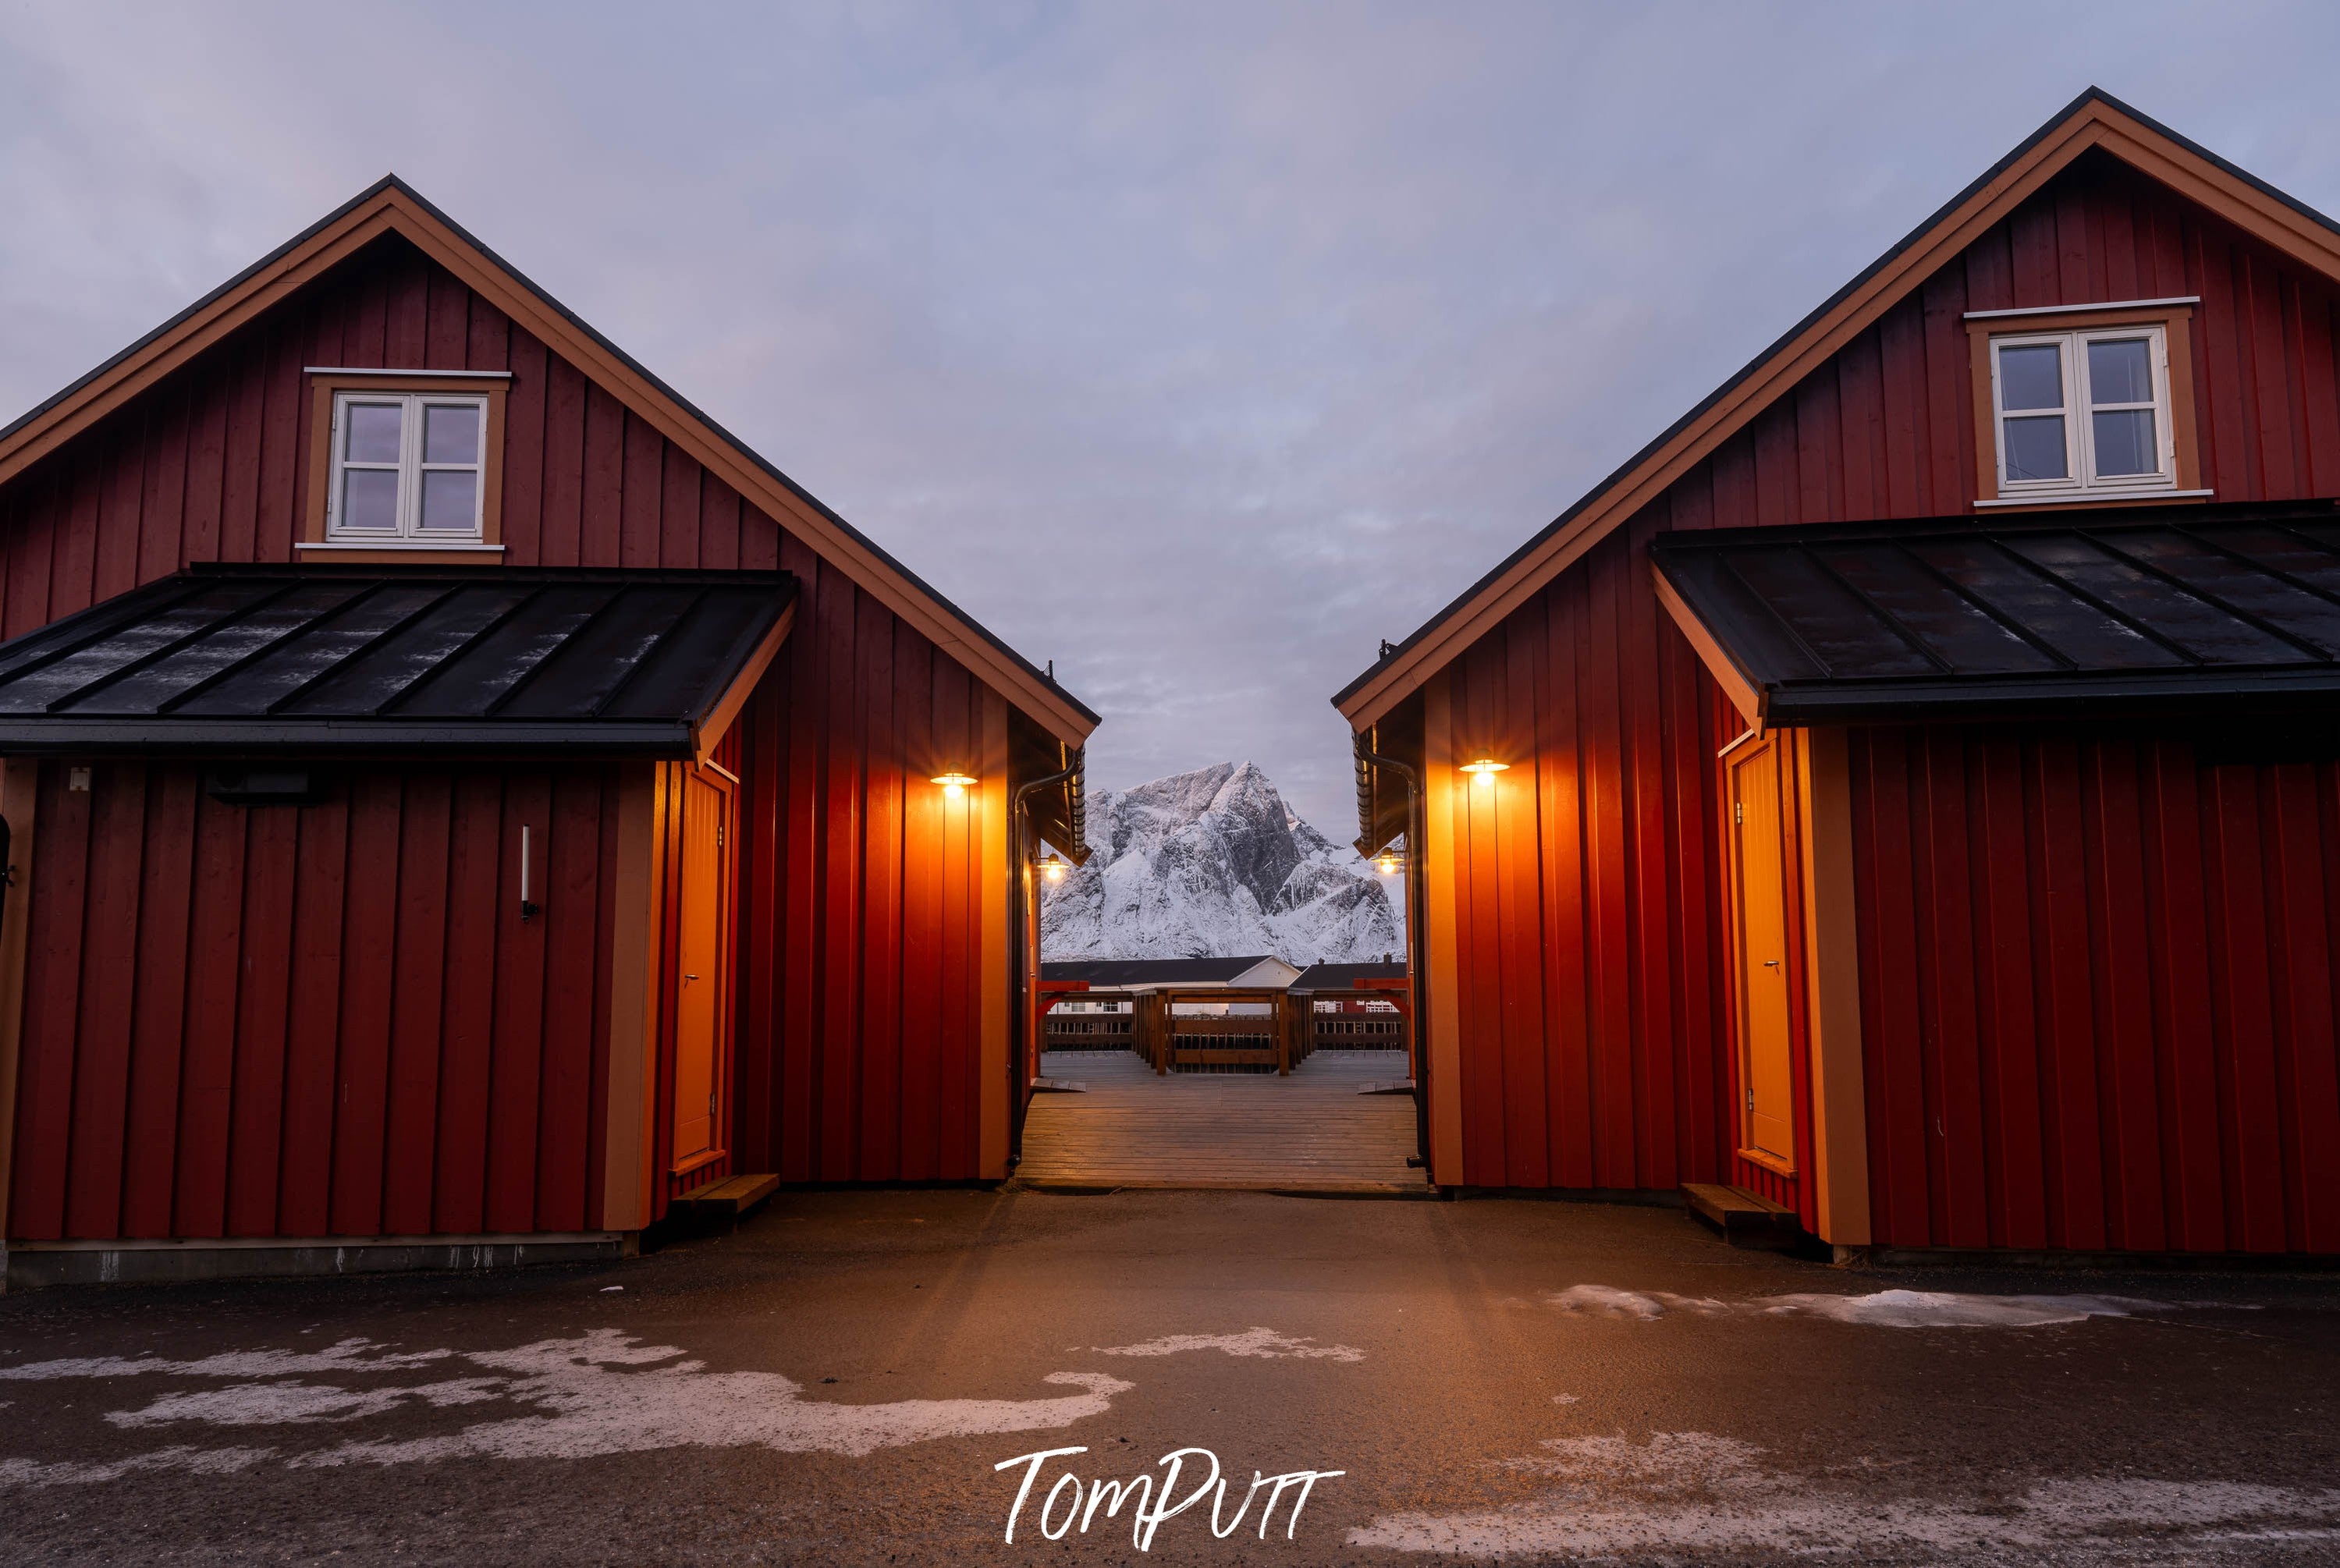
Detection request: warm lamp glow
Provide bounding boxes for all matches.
[1460,757,1509,786]
[932,771,978,799]
[1041,851,1067,883]
[1375,852,1402,875]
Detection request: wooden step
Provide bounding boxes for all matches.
[1681,1182,1803,1249]
[669,1172,779,1221]
[1358,1080,1416,1096]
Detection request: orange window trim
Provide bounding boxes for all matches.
[1965,303,2202,507]
[301,371,510,562]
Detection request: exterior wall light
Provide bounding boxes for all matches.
[932,771,978,799]
[1040,851,1067,883]
[1375,851,1403,875]
[1460,758,1510,786]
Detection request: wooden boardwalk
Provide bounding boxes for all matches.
[1016,1049,1427,1193]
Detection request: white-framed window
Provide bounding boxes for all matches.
[325,392,489,542]
[1989,325,2175,498]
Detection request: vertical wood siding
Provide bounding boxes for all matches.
[7,759,620,1241]
[1848,732,2340,1254]
[1428,151,2340,1236]
[3,232,1012,1236]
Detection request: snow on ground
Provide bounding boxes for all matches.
[1085,1328,1365,1361]
[1351,1431,2340,1559]
[1543,1284,2249,1327]
[0,1329,1132,1485]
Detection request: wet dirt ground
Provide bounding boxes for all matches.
[0,1188,2335,1565]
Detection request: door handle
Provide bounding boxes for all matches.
[684,973,700,981]
[1763,960,1779,967]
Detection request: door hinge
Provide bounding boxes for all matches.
[1734,800,1743,825]
[718,821,726,850]
[1745,1087,1755,1112]
[708,1090,717,1115]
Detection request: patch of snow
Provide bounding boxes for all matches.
[109,1378,507,1428]
[1042,762,1402,964]
[0,1445,273,1489]
[0,1329,1134,1484]
[1351,1432,2340,1559]
[1088,1328,1364,1362]
[1545,1285,2204,1328]
[0,1338,451,1381]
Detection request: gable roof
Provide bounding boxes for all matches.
[1333,88,2340,730]
[0,177,1098,747]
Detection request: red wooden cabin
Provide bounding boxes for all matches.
[1340,90,2340,1260]
[0,179,1095,1288]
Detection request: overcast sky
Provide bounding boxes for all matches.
[7,2,2340,832]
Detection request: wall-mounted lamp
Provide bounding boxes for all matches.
[931,771,978,800]
[1460,758,1510,787]
[1374,850,1404,875]
[1040,850,1067,883]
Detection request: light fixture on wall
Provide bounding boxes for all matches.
[932,771,977,799]
[1040,850,1067,882]
[1375,850,1403,875]
[1460,758,1510,787]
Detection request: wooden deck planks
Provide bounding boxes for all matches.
[1017,1049,1425,1192]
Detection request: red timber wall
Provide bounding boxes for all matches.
[6,759,623,1242]
[1848,733,2340,1254]
[1,233,1008,1240]
[1426,149,2340,1241]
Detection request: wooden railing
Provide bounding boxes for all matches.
[1042,984,1411,1077]
[1042,1007,1134,1051]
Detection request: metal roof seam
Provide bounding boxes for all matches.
[1981,534,2209,666]
[1887,539,2080,670]
[2079,529,2335,661]
[373,581,549,717]
[260,581,465,715]
[584,584,712,720]
[1798,548,1958,673]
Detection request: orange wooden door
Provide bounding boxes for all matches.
[672,770,729,1168]
[1727,741,1795,1167]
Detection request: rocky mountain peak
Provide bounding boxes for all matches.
[1041,761,1403,964]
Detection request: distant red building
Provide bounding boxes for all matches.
[1343,90,2340,1258]
[0,181,1094,1287]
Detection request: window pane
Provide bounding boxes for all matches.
[2093,408,2157,477]
[2088,338,2154,405]
[423,402,481,465]
[340,467,399,530]
[1997,344,2064,411]
[419,469,479,531]
[343,402,404,464]
[2003,416,2068,481]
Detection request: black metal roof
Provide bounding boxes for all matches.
[0,564,795,755]
[1649,503,2340,724]
[1041,956,1291,988]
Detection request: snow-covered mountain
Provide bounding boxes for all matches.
[1041,761,1404,964]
